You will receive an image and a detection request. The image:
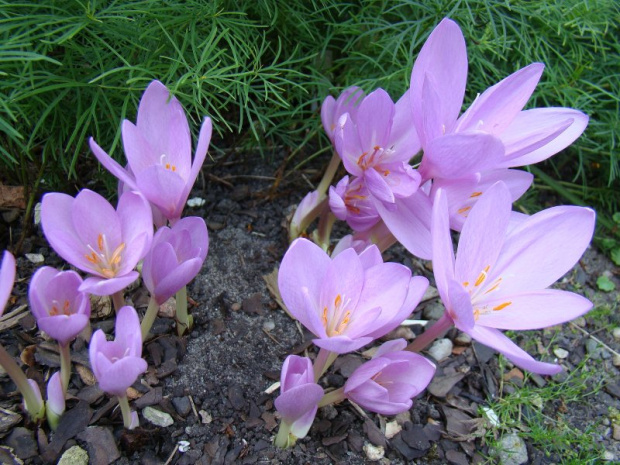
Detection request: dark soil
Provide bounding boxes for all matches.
[0,152,619,465]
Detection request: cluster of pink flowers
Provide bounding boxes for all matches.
[279,17,594,445]
[0,81,210,430]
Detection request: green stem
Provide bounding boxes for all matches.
[313,348,338,382]
[117,395,133,429]
[59,342,71,394]
[316,151,341,196]
[175,286,191,336]
[140,297,160,340]
[274,420,294,448]
[318,387,345,408]
[406,313,453,353]
[111,291,124,313]
[0,344,44,419]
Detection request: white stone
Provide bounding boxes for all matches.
[613,354,620,367]
[187,197,206,207]
[455,332,472,345]
[178,440,191,453]
[384,421,401,439]
[497,433,528,465]
[25,253,44,264]
[143,406,174,427]
[613,327,620,341]
[262,320,275,331]
[58,445,88,465]
[603,450,616,461]
[553,347,569,359]
[199,410,212,424]
[482,406,500,427]
[428,338,453,362]
[363,443,385,461]
[34,202,42,225]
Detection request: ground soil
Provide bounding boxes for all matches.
[0,151,618,464]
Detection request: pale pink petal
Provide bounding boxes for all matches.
[135,81,191,176]
[410,18,467,138]
[356,89,394,151]
[374,190,433,260]
[319,248,364,312]
[477,289,592,330]
[153,258,202,305]
[430,189,455,306]
[135,165,187,220]
[313,334,375,354]
[320,95,336,138]
[79,272,139,296]
[356,263,411,320]
[334,114,364,176]
[447,279,475,331]
[364,168,395,205]
[467,325,562,375]
[421,132,505,179]
[116,191,153,270]
[456,63,544,134]
[389,89,421,160]
[487,206,595,296]
[419,74,445,144]
[88,138,138,191]
[455,182,511,285]
[71,189,121,251]
[121,121,159,174]
[0,251,15,314]
[499,108,589,167]
[278,239,331,328]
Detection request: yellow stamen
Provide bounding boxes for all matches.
[97,233,104,251]
[457,206,471,216]
[463,281,469,287]
[470,191,482,198]
[322,307,328,327]
[493,302,512,311]
[334,294,342,308]
[334,311,351,335]
[474,265,490,287]
[483,278,503,294]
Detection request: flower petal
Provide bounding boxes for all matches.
[456,63,544,134]
[0,251,16,315]
[89,138,138,191]
[79,272,139,296]
[431,188,455,306]
[477,289,592,330]
[356,88,394,151]
[467,325,562,375]
[410,18,467,140]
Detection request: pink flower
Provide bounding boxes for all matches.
[29,267,91,347]
[329,175,380,232]
[0,251,16,315]
[278,238,428,353]
[89,80,212,225]
[41,189,153,295]
[142,216,209,305]
[334,88,421,207]
[274,356,323,440]
[321,87,365,142]
[344,339,435,415]
[431,182,595,374]
[89,306,147,396]
[410,18,588,182]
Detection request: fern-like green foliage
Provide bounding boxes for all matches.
[1,0,618,217]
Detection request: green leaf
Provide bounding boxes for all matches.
[613,212,620,224]
[611,248,620,267]
[596,275,616,292]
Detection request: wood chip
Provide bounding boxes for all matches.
[75,364,96,386]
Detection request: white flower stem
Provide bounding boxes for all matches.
[140,296,160,340]
[313,348,338,382]
[117,395,133,429]
[175,286,191,336]
[317,151,341,196]
[59,342,71,394]
[274,420,293,448]
[111,291,124,313]
[0,344,44,420]
[406,312,453,353]
[318,387,345,408]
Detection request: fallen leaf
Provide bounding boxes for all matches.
[0,184,25,209]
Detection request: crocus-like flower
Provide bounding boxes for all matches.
[89,306,147,396]
[409,18,588,182]
[321,87,365,142]
[41,189,153,296]
[430,182,595,374]
[344,339,435,415]
[89,81,212,226]
[29,267,91,346]
[0,250,16,315]
[329,175,380,232]
[46,372,65,430]
[278,238,428,353]
[142,216,209,305]
[274,355,323,445]
[334,88,421,207]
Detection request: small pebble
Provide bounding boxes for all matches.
[603,450,616,461]
[454,332,472,345]
[613,424,620,441]
[384,421,401,439]
[496,433,528,465]
[262,320,275,331]
[428,338,453,362]
[613,354,620,367]
[613,327,620,341]
[34,202,42,225]
[553,347,569,359]
[25,253,44,264]
[199,410,212,424]
[363,443,385,461]
[186,197,206,207]
[58,445,88,465]
[143,407,174,427]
